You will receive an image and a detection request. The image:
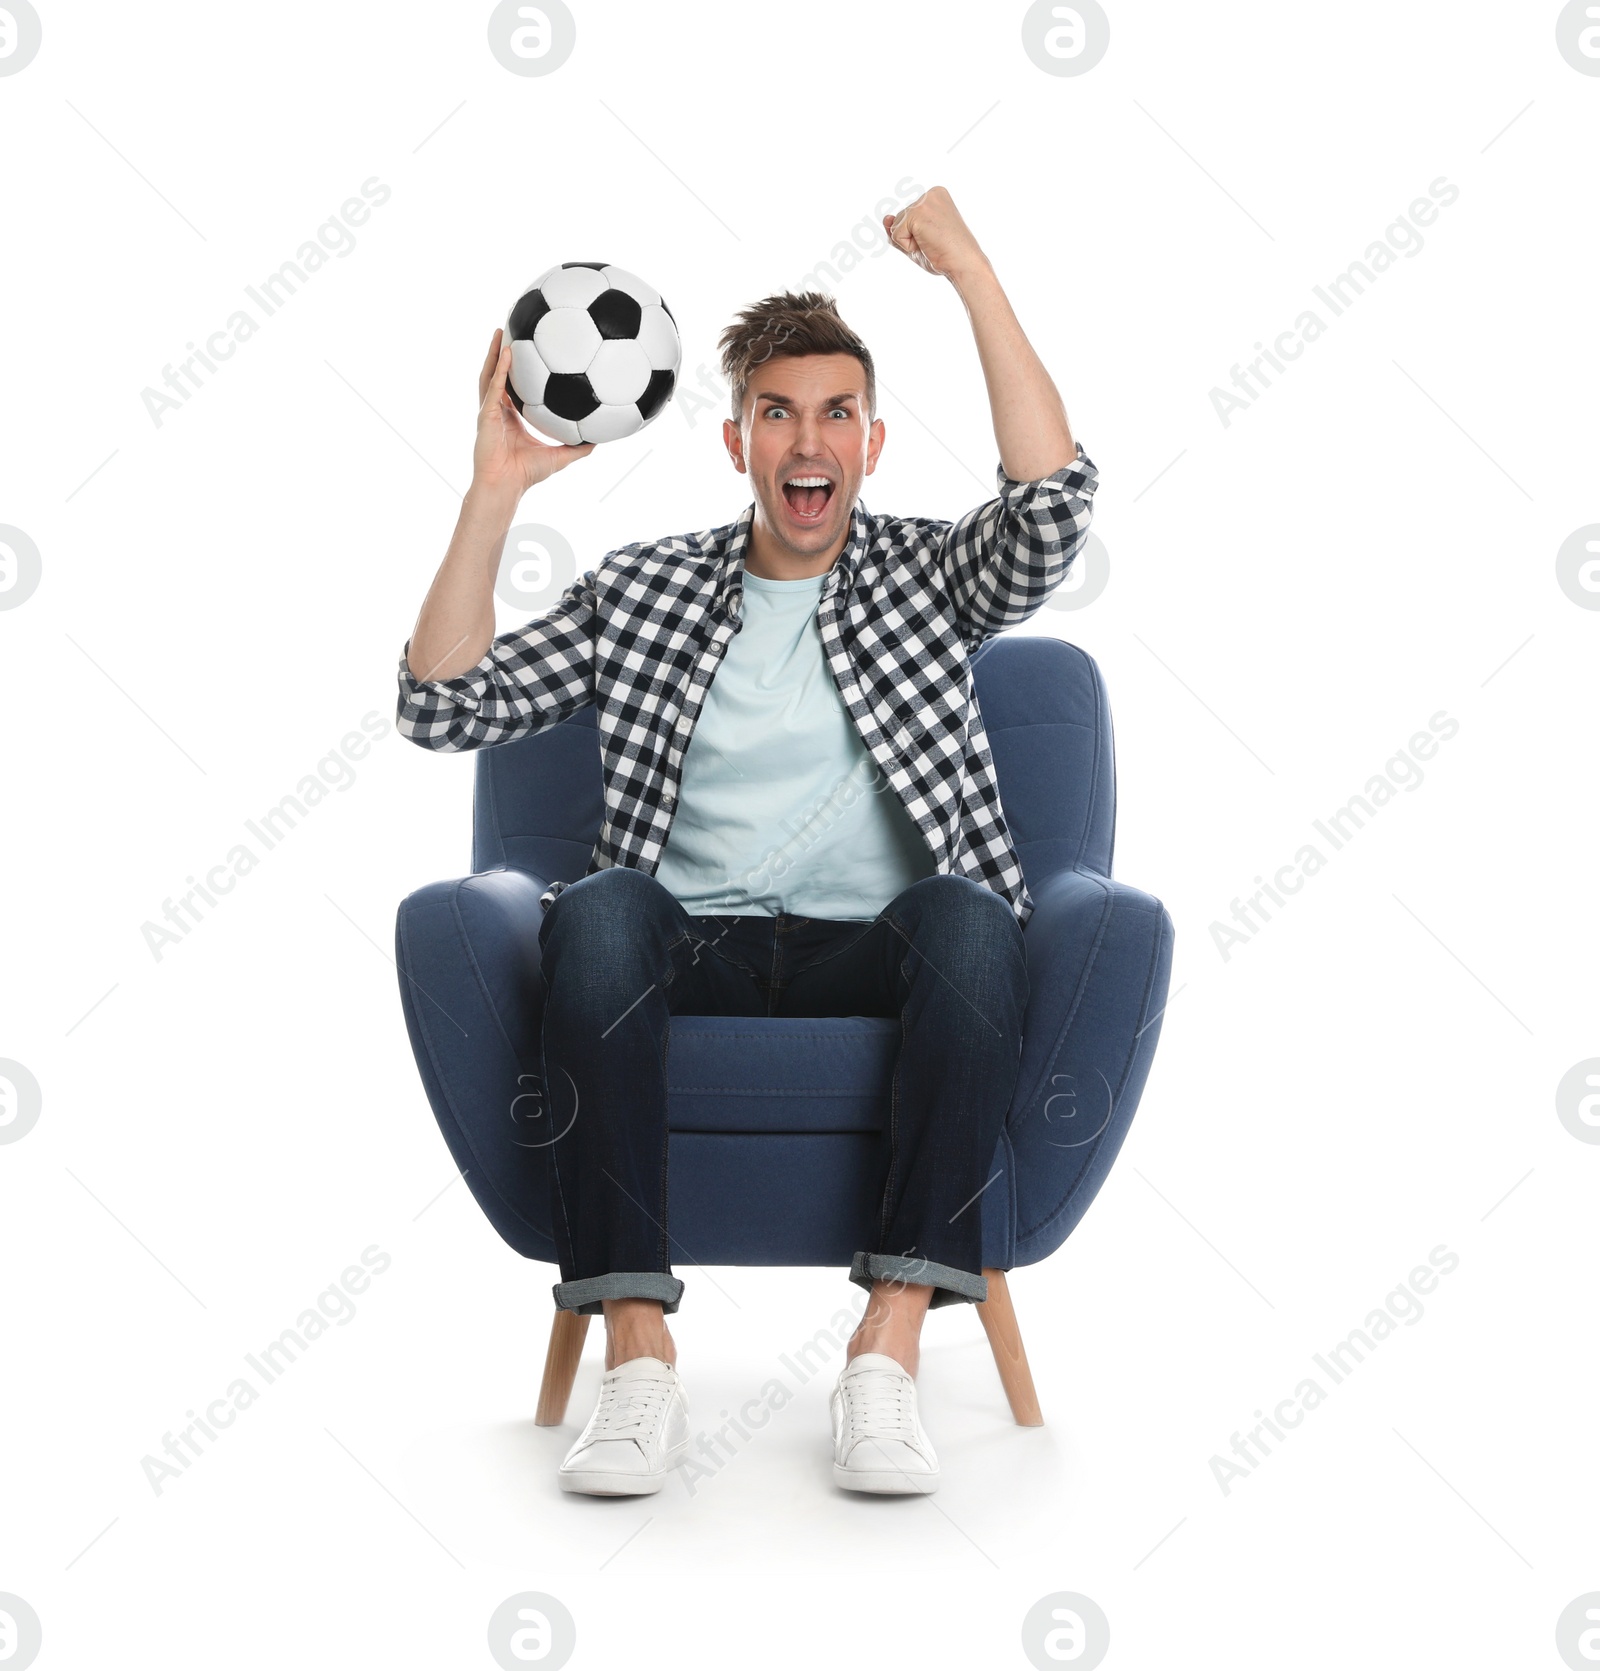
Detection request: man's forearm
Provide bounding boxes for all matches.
[405,480,523,683]
[949,261,1076,483]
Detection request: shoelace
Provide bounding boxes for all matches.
[587,1372,673,1441]
[844,1371,916,1444]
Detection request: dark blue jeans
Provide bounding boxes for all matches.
[534,866,1029,1316]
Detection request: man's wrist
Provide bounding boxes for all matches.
[464,474,524,525]
[946,254,999,300]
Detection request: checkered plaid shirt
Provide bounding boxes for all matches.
[396,443,1098,928]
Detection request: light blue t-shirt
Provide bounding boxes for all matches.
[654,566,937,919]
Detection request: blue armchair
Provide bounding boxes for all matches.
[394,635,1174,1425]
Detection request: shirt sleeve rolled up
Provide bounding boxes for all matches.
[395,569,599,751]
[936,443,1099,652]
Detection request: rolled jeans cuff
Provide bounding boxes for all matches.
[552,1271,685,1317]
[849,1252,988,1309]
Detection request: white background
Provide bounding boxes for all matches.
[2,1,1597,1666]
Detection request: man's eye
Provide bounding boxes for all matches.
[765,407,787,419]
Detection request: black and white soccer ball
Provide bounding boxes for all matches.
[505,263,681,445]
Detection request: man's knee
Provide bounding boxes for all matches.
[900,872,1018,939]
[544,866,677,960]
[895,874,1025,985]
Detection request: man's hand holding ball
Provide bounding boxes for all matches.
[473,327,595,502]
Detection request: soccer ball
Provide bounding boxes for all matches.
[505,263,681,445]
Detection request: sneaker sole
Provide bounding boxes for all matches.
[559,1438,689,1496]
[832,1462,940,1495]
[558,1467,668,1496]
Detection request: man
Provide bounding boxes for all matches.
[397,186,1096,1497]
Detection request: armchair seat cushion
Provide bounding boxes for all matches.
[664,1016,897,1135]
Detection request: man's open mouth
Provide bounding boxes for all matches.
[781,474,835,524]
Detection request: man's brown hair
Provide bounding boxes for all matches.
[716,290,877,425]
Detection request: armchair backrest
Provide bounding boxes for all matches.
[472,633,1116,889]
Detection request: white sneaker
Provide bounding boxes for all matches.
[558,1356,689,1496]
[830,1352,941,1494]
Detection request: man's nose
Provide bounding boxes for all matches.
[791,418,828,458]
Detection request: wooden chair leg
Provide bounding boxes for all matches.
[977,1268,1044,1426]
[535,1309,591,1427]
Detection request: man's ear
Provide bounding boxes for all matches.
[863,416,886,477]
[723,416,747,475]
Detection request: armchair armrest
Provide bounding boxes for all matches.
[394,867,557,1260]
[1009,867,1175,1265]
